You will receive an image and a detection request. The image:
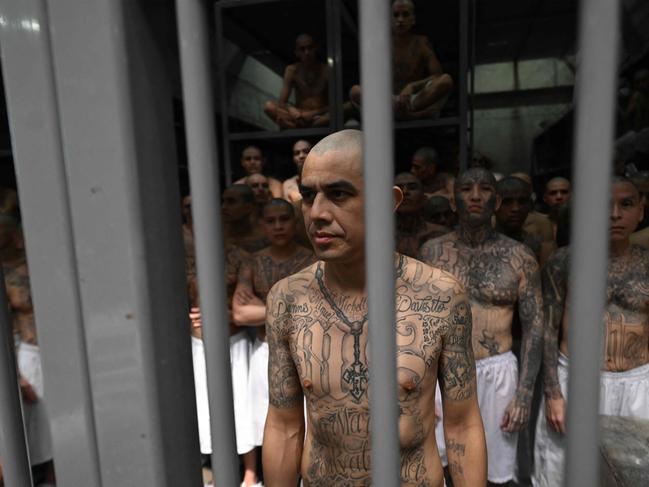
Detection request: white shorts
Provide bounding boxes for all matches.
[532,354,649,487]
[16,341,53,466]
[249,338,269,447]
[435,351,518,483]
[192,332,254,455]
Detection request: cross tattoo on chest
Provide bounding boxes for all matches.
[315,263,369,402]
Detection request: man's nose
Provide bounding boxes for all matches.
[309,193,332,221]
[469,186,481,200]
[611,204,621,219]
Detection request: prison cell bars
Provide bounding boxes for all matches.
[565,0,620,485]
[0,0,622,486]
[176,0,240,485]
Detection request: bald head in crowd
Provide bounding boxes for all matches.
[544,177,571,214]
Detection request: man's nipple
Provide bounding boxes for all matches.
[303,379,313,391]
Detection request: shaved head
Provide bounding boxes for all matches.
[510,172,532,186]
[393,0,415,12]
[497,176,532,197]
[296,33,314,47]
[310,129,362,158]
[545,177,570,190]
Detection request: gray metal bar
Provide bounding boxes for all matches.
[0,1,104,484]
[565,0,620,486]
[359,1,400,485]
[458,0,469,171]
[330,0,345,130]
[0,268,32,486]
[215,4,234,185]
[47,1,201,484]
[177,0,240,485]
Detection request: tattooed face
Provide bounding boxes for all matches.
[300,149,365,264]
[260,204,297,247]
[221,188,253,223]
[610,181,643,242]
[395,172,425,214]
[454,168,500,226]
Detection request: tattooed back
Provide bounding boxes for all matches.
[266,254,468,486]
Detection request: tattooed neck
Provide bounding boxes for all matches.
[458,221,496,247]
[609,239,631,258]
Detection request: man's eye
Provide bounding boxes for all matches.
[300,190,315,203]
[328,190,349,200]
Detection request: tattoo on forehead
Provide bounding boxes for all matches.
[455,168,496,189]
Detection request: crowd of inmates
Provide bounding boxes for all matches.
[2,0,649,485]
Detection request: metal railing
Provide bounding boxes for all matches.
[0,0,620,485]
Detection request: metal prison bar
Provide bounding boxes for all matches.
[0,1,620,487]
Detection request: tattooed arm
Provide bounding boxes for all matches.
[232,260,266,327]
[262,281,305,487]
[502,247,544,432]
[440,288,487,487]
[541,249,569,434]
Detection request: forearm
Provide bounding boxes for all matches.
[444,420,487,487]
[262,411,304,487]
[517,317,543,399]
[233,303,266,327]
[542,308,562,398]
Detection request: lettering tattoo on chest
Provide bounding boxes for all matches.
[315,263,369,403]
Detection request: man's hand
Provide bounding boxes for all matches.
[189,307,202,329]
[19,376,38,403]
[501,393,530,432]
[545,395,566,434]
[287,106,302,121]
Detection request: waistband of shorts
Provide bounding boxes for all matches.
[16,341,40,353]
[230,330,248,344]
[601,361,649,380]
[476,350,516,369]
[557,353,649,379]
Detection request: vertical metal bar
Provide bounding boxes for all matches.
[565,1,620,486]
[215,4,233,185]
[469,0,477,158]
[458,0,469,171]
[359,1,400,485]
[0,0,103,485]
[177,0,240,485]
[46,0,202,484]
[327,0,344,131]
[0,268,32,487]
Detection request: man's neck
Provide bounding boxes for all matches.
[225,216,253,239]
[495,223,522,242]
[393,31,413,47]
[397,213,424,234]
[610,239,631,258]
[324,260,366,293]
[458,221,496,247]
[269,241,299,260]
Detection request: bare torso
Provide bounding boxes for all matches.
[289,62,329,110]
[420,232,535,361]
[396,219,447,259]
[554,245,649,372]
[392,36,433,94]
[273,255,464,486]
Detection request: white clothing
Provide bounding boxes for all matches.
[249,338,269,446]
[532,353,649,487]
[192,332,254,455]
[16,341,53,466]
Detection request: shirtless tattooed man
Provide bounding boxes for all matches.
[234,146,283,199]
[419,168,544,485]
[350,0,453,120]
[533,177,649,487]
[262,129,487,487]
[264,34,330,129]
[233,198,315,448]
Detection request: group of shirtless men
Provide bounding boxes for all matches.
[178,126,648,487]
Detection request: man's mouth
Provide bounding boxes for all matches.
[313,232,336,245]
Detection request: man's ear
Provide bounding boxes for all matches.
[494,194,502,212]
[393,186,404,211]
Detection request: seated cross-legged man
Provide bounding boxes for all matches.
[533,176,649,487]
[419,168,544,486]
[262,129,487,487]
[350,0,453,121]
